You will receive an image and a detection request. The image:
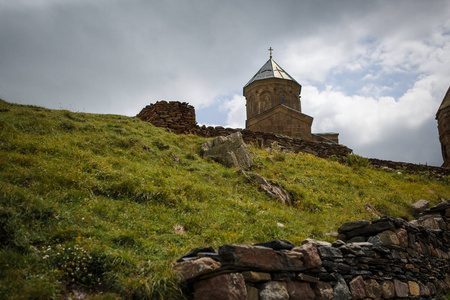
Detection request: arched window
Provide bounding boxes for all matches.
[281,95,285,104]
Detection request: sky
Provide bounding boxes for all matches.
[1,0,449,166]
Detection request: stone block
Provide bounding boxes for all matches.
[364,278,382,299]
[297,273,319,283]
[394,228,408,248]
[193,273,247,300]
[246,284,259,300]
[259,281,289,300]
[377,230,400,246]
[349,275,366,299]
[173,257,221,281]
[411,199,429,213]
[219,244,304,272]
[381,280,395,299]
[337,219,370,233]
[286,281,315,300]
[242,271,271,282]
[292,241,322,268]
[318,246,343,259]
[333,275,351,300]
[394,279,409,298]
[313,281,333,300]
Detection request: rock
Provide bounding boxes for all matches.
[338,220,370,233]
[297,273,319,283]
[318,246,343,259]
[193,273,247,300]
[313,281,333,300]
[286,281,315,300]
[395,228,409,248]
[377,230,400,246]
[349,276,366,299]
[242,271,271,282]
[411,199,429,213]
[219,244,304,272]
[381,280,395,299]
[254,239,295,250]
[343,220,395,239]
[364,279,382,299]
[420,282,431,297]
[394,279,409,298]
[367,235,383,247]
[421,217,441,230]
[333,275,352,300]
[201,132,253,169]
[301,239,332,247]
[177,246,216,262]
[409,281,420,296]
[259,281,289,300]
[292,242,323,268]
[173,257,221,281]
[250,173,293,206]
[246,284,259,300]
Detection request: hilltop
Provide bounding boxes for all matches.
[0,99,449,299]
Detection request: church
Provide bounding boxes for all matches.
[243,48,339,144]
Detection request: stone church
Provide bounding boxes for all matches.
[437,86,450,167]
[244,49,339,143]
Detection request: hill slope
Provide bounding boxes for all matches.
[0,99,449,299]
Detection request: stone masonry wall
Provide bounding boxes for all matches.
[174,200,450,299]
[136,101,450,176]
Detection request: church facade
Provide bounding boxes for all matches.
[437,86,450,167]
[244,50,338,143]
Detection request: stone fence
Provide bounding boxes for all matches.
[174,200,450,299]
[136,101,450,175]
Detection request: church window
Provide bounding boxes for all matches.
[282,95,285,104]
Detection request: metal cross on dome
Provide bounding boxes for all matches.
[268,47,273,59]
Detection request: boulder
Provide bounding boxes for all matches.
[292,241,322,268]
[193,273,247,300]
[409,281,420,296]
[313,281,333,300]
[364,279,382,299]
[250,173,292,205]
[381,280,395,299]
[394,279,409,298]
[333,275,352,300]
[254,239,295,250]
[173,257,221,281]
[338,220,370,233]
[201,132,253,169]
[411,199,429,213]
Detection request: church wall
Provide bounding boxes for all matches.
[437,106,450,167]
[246,106,313,140]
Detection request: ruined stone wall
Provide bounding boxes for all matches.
[174,200,450,299]
[136,101,197,134]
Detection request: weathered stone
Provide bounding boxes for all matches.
[421,217,441,230]
[173,257,221,281]
[246,284,259,300]
[292,242,322,268]
[286,281,315,300]
[313,281,333,300]
[364,279,382,299]
[193,273,247,300]
[254,240,295,250]
[177,246,216,262]
[318,246,343,259]
[346,236,366,243]
[333,275,352,300]
[271,272,294,281]
[250,173,293,206]
[259,281,289,300]
[377,230,400,246]
[408,281,420,296]
[344,220,395,239]
[219,244,304,271]
[301,239,332,247]
[411,199,429,213]
[419,282,430,297]
[297,273,319,283]
[381,280,395,299]
[394,279,409,298]
[201,132,253,169]
[242,271,271,282]
[395,228,409,248]
[338,220,370,233]
[349,275,366,299]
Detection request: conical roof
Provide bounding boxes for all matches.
[244,58,300,88]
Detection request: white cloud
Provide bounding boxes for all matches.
[220,94,246,129]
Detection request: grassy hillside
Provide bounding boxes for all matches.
[0,99,449,299]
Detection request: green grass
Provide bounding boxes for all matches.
[0,99,449,299]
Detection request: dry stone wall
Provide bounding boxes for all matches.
[136,101,450,176]
[174,200,450,299]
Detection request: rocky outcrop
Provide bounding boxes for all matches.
[201,132,253,170]
[173,200,450,299]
